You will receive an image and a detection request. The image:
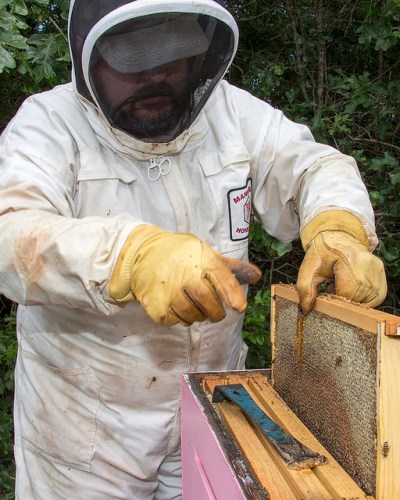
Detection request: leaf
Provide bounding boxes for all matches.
[375,36,396,51]
[390,172,400,185]
[0,32,28,49]
[271,239,293,256]
[0,0,13,8]
[31,62,55,83]
[0,11,18,29]
[273,64,285,76]
[0,44,15,70]
[12,0,27,16]
[380,244,399,262]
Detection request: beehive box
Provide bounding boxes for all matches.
[181,370,371,499]
[271,284,400,499]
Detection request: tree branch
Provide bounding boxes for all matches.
[48,15,68,43]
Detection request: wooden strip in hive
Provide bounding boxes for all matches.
[203,373,369,499]
[216,400,297,499]
[376,325,400,498]
[246,375,368,499]
[213,376,337,499]
[272,284,399,335]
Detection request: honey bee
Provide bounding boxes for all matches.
[381,441,390,457]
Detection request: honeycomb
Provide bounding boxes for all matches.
[273,296,378,495]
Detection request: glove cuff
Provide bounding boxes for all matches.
[109,224,163,302]
[300,210,370,251]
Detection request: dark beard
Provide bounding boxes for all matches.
[116,99,187,140]
[110,83,192,141]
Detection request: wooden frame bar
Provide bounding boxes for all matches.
[271,284,399,336]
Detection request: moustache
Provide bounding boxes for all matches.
[111,83,177,116]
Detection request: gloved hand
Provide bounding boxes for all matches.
[109,225,261,326]
[297,210,387,314]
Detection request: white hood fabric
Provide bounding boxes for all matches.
[0,1,378,498]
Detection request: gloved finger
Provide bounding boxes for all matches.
[140,299,206,327]
[355,255,387,308]
[296,248,333,315]
[145,280,227,326]
[351,284,381,307]
[362,284,387,308]
[139,294,180,326]
[171,280,225,324]
[335,276,387,309]
[204,265,248,314]
[221,257,262,285]
[334,276,386,309]
[169,294,209,326]
[334,252,387,307]
[332,258,359,302]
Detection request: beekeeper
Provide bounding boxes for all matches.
[0,0,386,498]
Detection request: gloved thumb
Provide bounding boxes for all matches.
[221,257,262,285]
[296,248,330,315]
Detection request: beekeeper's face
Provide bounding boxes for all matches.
[93,55,193,140]
[81,10,237,142]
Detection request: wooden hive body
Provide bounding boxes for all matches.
[271,284,400,499]
[181,370,371,499]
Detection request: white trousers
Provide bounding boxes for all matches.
[15,444,182,499]
[15,448,182,500]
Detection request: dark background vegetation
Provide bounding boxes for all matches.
[0,1,399,496]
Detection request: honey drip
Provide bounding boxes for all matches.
[295,310,307,366]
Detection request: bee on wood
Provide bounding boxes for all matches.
[381,441,390,457]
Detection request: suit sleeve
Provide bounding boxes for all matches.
[231,87,377,248]
[0,95,141,314]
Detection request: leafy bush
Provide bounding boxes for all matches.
[243,287,272,369]
[0,301,17,499]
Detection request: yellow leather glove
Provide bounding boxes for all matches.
[109,225,261,326]
[297,211,387,314]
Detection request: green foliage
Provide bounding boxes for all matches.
[356,0,400,51]
[0,1,70,131]
[0,0,29,73]
[249,221,293,257]
[243,288,272,368]
[0,301,17,499]
[0,0,70,89]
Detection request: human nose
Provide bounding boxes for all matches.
[144,67,168,84]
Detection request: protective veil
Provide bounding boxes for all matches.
[0,0,380,498]
[69,0,238,141]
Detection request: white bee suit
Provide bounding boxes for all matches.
[0,0,377,498]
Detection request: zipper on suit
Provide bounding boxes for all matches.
[148,156,192,232]
[148,155,201,369]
